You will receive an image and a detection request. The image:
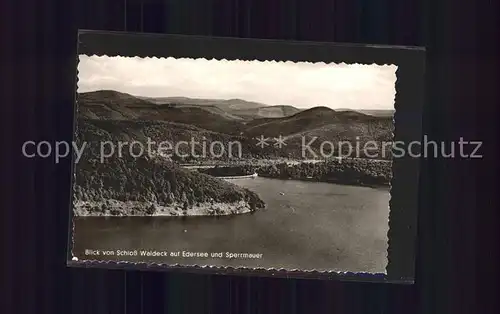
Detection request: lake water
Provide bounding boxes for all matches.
[72,178,390,273]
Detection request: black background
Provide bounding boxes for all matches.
[1,0,499,313]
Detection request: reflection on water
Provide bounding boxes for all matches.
[73,178,390,273]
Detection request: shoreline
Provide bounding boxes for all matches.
[73,199,261,217]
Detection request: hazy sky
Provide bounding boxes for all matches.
[78,55,397,110]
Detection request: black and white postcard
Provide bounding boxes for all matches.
[68,31,425,283]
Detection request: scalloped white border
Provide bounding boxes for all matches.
[70,54,398,279]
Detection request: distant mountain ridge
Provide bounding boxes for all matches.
[138,95,266,112]
[73,90,395,216]
[77,90,394,159]
[137,94,394,118]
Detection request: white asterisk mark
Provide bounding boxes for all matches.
[273,135,287,148]
[255,135,270,148]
